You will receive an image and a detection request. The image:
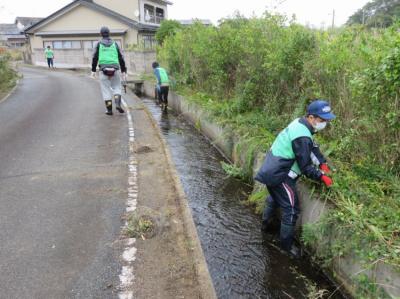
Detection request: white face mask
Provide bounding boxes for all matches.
[313,121,327,132]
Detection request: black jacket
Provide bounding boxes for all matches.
[255,117,325,186]
[91,37,127,73]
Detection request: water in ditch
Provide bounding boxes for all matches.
[140,97,346,299]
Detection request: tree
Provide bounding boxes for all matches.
[155,20,183,45]
[347,0,400,28]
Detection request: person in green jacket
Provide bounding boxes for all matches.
[255,100,335,258]
[152,62,169,110]
[44,46,54,68]
[91,26,127,115]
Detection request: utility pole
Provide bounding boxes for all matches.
[331,9,335,29]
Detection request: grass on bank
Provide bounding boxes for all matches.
[0,50,18,97]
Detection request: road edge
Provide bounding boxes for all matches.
[0,78,20,104]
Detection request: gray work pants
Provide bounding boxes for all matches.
[99,70,122,101]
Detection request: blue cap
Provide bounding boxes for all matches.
[307,100,336,120]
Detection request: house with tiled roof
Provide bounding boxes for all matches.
[0,17,43,48]
[15,17,44,31]
[24,0,172,68]
[0,24,23,47]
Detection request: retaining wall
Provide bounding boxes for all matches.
[142,81,400,298]
[29,48,155,74]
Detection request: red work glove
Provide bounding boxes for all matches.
[321,175,333,187]
[319,163,331,174]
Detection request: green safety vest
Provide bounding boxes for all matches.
[158,67,169,84]
[98,42,119,65]
[271,118,313,175]
[45,49,54,58]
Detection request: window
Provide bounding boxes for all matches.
[143,4,165,24]
[83,40,99,49]
[141,35,156,49]
[83,41,93,49]
[155,8,164,24]
[71,41,81,49]
[43,40,82,49]
[83,40,121,49]
[144,4,155,23]
[62,41,72,49]
[53,41,63,49]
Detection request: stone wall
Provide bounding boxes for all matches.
[124,50,156,74]
[29,48,155,74]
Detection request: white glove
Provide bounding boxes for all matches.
[91,71,96,78]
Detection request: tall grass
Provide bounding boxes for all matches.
[0,50,17,95]
[157,14,400,276]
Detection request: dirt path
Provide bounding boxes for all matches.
[122,91,216,299]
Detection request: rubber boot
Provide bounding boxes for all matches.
[261,196,276,233]
[114,95,124,113]
[280,223,301,258]
[105,100,113,115]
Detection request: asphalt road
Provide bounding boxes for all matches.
[0,67,128,298]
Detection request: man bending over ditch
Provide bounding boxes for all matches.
[255,99,335,258]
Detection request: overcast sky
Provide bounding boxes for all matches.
[0,0,370,28]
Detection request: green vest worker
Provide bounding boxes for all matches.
[255,99,335,258]
[44,46,54,68]
[91,26,127,115]
[152,61,170,110]
[98,42,119,66]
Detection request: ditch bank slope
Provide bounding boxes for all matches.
[142,81,400,298]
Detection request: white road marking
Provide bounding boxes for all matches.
[123,247,137,262]
[118,98,138,299]
[119,266,135,287]
[118,292,134,299]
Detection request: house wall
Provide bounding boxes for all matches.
[94,0,140,21]
[125,29,139,46]
[32,48,92,68]
[30,33,138,51]
[27,4,139,57]
[37,5,129,33]
[29,33,135,50]
[26,2,153,68]
[31,47,155,74]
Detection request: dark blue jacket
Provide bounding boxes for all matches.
[255,117,325,186]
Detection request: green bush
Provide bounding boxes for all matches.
[157,14,400,271]
[0,52,17,94]
[155,19,183,45]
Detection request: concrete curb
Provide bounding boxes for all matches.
[141,104,218,299]
[126,90,217,299]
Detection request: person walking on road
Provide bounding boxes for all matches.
[152,62,169,110]
[255,100,335,258]
[45,46,54,68]
[91,26,127,115]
